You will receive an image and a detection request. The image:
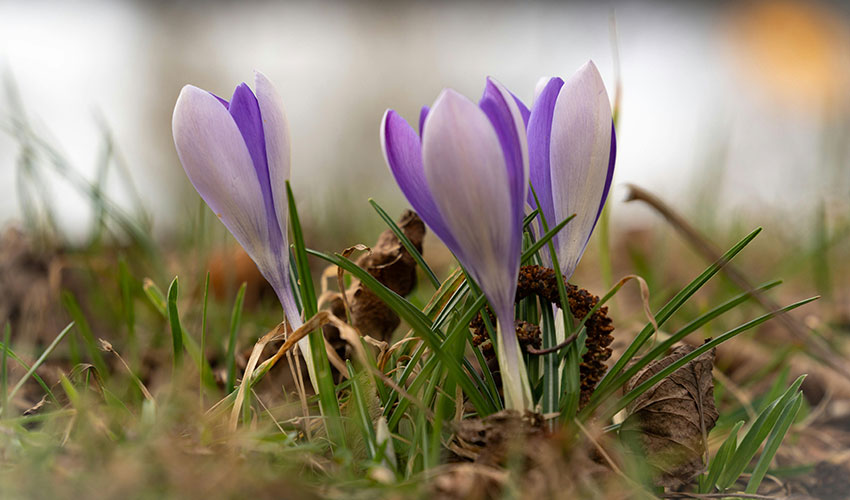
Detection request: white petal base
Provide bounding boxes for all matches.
[496,320,532,411]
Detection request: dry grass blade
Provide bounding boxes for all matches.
[626,274,659,346]
[230,310,375,430]
[99,338,154,403]
[338,244,370,324]
[230,321,288,431]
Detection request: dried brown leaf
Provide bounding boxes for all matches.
[322,210,425,363]
[621,343,719,489]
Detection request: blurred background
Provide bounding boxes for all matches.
[2,3,850,495]
[2,0,848,242]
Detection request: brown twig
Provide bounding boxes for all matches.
[526,332,579,355]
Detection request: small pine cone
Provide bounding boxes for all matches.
[471,309,542,360]
[471,265,615,407]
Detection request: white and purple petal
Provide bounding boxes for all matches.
[380,109,460,253]
[418,106,429,137]
[533,76,550,105]
[549,61,614,278]
[422,89,517,321]
[591,124,616,233]
[526,76,565,264]
[173,85,272,267]
[254,71,300,326]
[478,78,530,266]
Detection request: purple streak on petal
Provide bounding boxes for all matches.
[511,94,530,128]
[598,122,617,216]
[381,109,459,252]
[587,122,617,242]
[210,92,230,108]
[229,84,269,183]
[479,78,530,277]
[253,72,291,237]
[479,80,525,206]
[478,79,529,245]
[209,92,230,110]
[228,83,282,244]
[526,77,564,249]
[418,106,429,137]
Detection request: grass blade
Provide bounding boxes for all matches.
[522,208,539,230]
[700,420,744,493]
[0,342,57,406]
[520,214,576,264]
[143,278,167,316]
[225,282,247,393]
[61,291,109,378]
[745,393,803,493]
[166,277,183,369]
[601,297,816,420]
[369,198,440,289]
[718,375,806,489]
[200,271,210,407]
[589,280,782,411]
[595,227,763,396]
[142,278,216,388]
[7,322,74,403]
[347,361,378,459]
[118,257,137,364]
[286,181,343,446]
[559,326,585,422]
[539,301,559,419]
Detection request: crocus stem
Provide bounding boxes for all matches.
[296,328,320,395]
[496,316,532,411]
[276,287,320,394]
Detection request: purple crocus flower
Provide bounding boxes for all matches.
[526,61,616,278]
[172,71,317,388]
[381,78,532,409]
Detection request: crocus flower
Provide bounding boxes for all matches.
[381,78,532,410]
[172,72,317,389]
[526,61,616,278]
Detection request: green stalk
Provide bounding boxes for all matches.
[225,282,247,393]
[286,181,343,447]
[166,277,183,370]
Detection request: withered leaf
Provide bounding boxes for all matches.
[620,343,719,490]
[322,210,425,364]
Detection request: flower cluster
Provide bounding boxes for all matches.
[172,62,616,410]
[381,62,615,409]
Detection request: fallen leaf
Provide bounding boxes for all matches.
[322,210,425,362]
[620,343,719,489]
